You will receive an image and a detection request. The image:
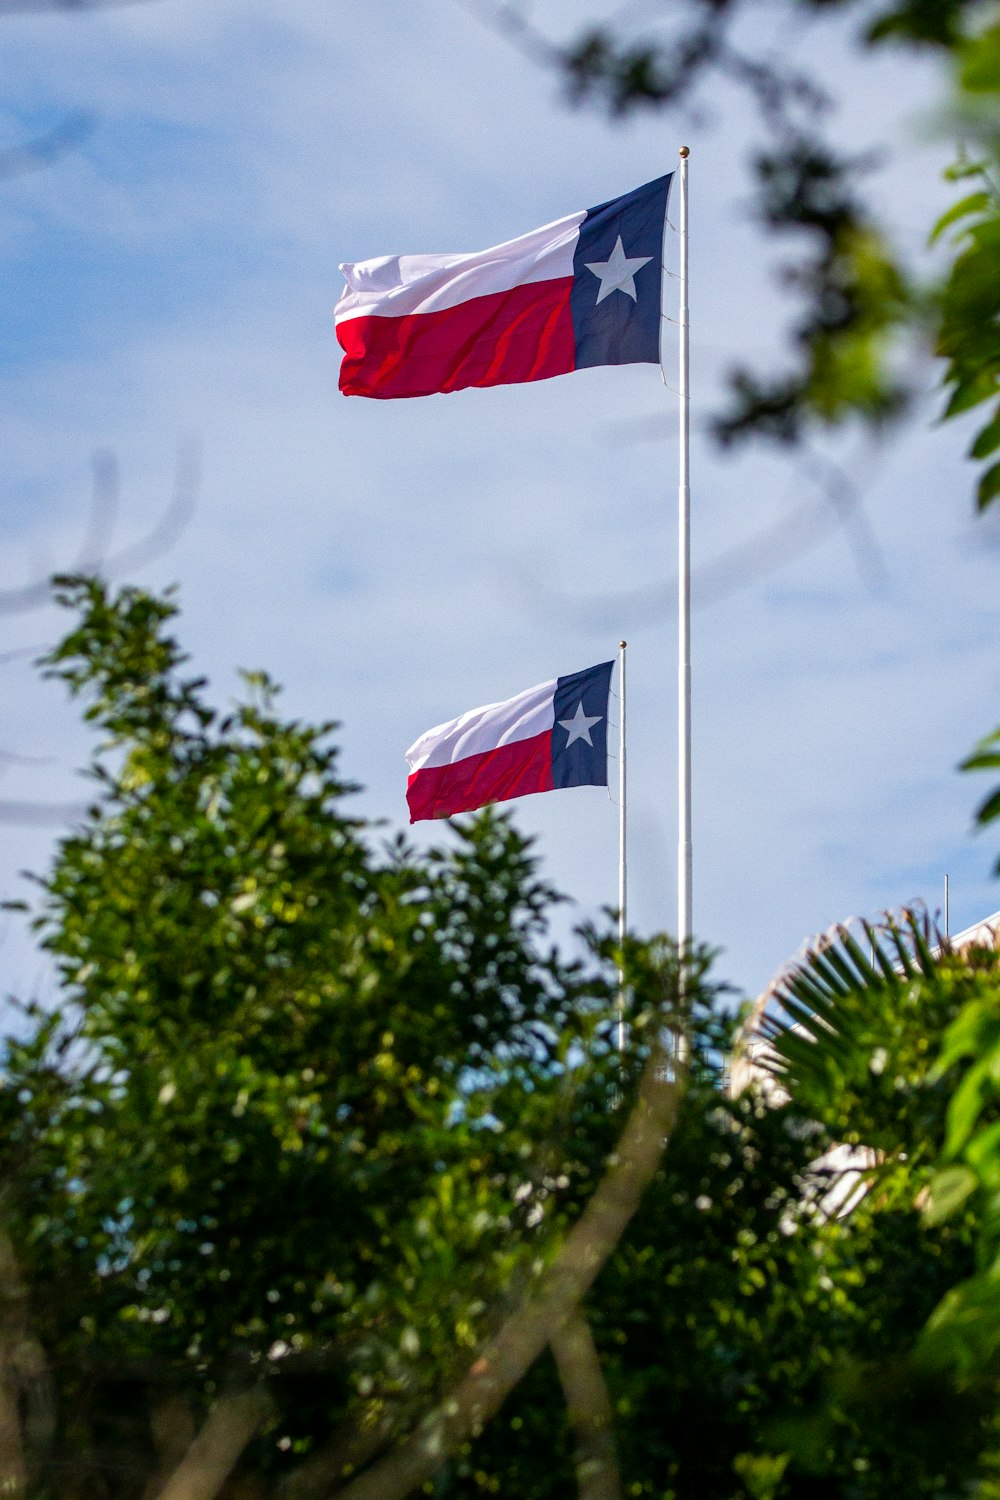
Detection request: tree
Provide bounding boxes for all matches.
[1,579,999,1500]
[468,0,1000,510]
[740,908,1000,1493]
[0,576,694,1498]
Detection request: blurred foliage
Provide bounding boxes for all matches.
[0,576,651,1492]
[0,579,698,1495]
[4,581,1000,1497]
[728,912,1000,1496]
[452,1077,986,1499]
[555,0,1000,507]
[555,5,1000,1482]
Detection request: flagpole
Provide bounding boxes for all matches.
[617,638,627,1053]
[677,147,692,963]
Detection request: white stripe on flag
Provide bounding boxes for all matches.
[336,211,585,325]
[405,678,557,773]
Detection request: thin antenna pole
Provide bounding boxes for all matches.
[945,873,950,940]
[677,147,692,955]
[617,640,627,1052]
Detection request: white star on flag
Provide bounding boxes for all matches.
[558,700,602,747]
[584,236,653,304]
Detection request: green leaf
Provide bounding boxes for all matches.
[923,1165,978,1225]
[944,158,991,183]
[961,729,1000,772]
[975,786,1000,826]
[944,369,998,420]
[930,191,992,245]
[977,459,1000,511]
[733,1452,791,1500]
[970,412,1000,460]
[945,1060,993,1156]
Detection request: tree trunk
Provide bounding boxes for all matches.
[328,1043,680,1500]
[152,1388,273,1500]
[551,1310,621,1500]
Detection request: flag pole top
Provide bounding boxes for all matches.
[679,146,690,158]
[619,639,627,649]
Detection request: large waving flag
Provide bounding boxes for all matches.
[405,662,614,822]
[336,175,672,399]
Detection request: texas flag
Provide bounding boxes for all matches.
[336,175,672,399]
[405,662,614,822]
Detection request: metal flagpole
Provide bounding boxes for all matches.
[677,147,692,957]
[617,639,627,1052]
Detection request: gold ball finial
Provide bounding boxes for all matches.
[619,639,627,650]
[679,146,690,157]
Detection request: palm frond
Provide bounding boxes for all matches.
[736,907,943,1150]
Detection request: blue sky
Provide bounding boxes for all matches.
[1,0,998,1008]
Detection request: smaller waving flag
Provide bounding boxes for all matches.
[336,174,672,399]
[405,662,614,823]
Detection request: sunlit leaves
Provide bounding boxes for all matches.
[932,153,1000,512]
[977,460,1000,510]
[1,579,686,1494]
[555,0,1000,519]
[755,911,960,1161]
[10,577,1000,1495]
[960,726,1000,868]
[713,142,913,447]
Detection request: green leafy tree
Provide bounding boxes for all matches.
[438,911,1000,1500]
[0,577,695,1499]
[0,583,997,1500]
[730,910,1000,1493]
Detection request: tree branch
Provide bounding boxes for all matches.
[0,110,94,180]
[551,1309,621,1500]
[145,1391,196,1496]
[328,1039,681,1500]
[151,1387,273,1500]
[0,439,198,617]
[274,1412,394,1500]
[0,1228,50,1500]
[0,1232,27,1500]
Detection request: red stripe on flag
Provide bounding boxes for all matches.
[406,731,554,822]
[337,279,576,398]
